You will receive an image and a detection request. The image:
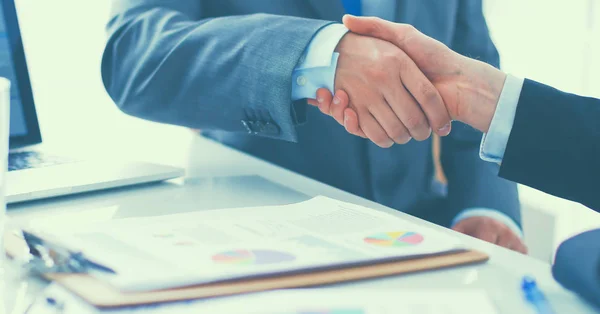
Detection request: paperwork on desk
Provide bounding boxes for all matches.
[31,284,498,314]
[29,196,463,292]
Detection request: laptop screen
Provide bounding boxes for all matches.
[0,5,27,138]
[1,0,41,148]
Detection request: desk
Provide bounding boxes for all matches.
[4,135,598,314]
[4,0,598,312]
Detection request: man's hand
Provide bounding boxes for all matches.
[316,32,452,147]
[308,89,363,137]
[452,216,528,254]
[339,16,507,134]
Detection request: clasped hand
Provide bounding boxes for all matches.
[308,15,506,143]
[331,30,451,147]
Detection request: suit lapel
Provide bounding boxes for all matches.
[307,0,346,22]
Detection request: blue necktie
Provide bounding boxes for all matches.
[342,0,362,16]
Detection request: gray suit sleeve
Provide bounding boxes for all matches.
[101,1,334,142]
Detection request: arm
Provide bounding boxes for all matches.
[553,229,600,308]
[499,80,600,212]
[102,1,450,146]
[101,1,334,142]
[340,15,600,212]
[440,0,521,229]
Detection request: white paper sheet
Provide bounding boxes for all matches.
[29,285,499,314]
[33,196,463,291]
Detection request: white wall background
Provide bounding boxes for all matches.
[485,0,600,98]
[13,0,600,259]
[15,0,192,166]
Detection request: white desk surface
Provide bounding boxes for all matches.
[4,136,598,314]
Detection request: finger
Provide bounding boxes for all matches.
[307,99,318,107]
[343,108,367,138]
[474,228,499,244]
[315,88,334,116]
[513,240,529,255]
[451,223,467,234]
[344,16,452,135]
[382,85,430,141]
[357,108,394,148]
[331,89,350,125]
[496,230,516,249]
[496,230,527,253]
[343,15,413,51]
[397,54,452,136]
[498,233,528,254]
[369,99,411,144]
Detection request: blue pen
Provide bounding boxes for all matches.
[521,276,556,314]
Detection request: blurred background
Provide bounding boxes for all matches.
[13,0,600,262]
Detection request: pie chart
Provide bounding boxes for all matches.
[212,249,296,265]
[364,231,424,247]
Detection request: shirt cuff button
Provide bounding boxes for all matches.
[296,76,307,86]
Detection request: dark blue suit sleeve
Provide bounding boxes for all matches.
[499,79,600,212]
[440,0,521,227]
[553,229,600,309]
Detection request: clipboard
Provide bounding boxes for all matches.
[4,230,489,308]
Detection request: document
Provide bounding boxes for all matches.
[30,285,499,314]
[32,196,463,291]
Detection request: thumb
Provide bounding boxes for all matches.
[452,225,465,233]
[451,221,469,234]
[342,15,410,50]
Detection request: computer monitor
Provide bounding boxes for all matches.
[0,0,41,149]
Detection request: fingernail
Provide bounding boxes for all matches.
[333,97,340,105]
[344,114,349,125]
[438,123,451,135]
[317,97,324,103]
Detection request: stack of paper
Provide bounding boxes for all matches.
[28,196,464,292]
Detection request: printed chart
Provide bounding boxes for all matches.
[364,231,424,247]
[212,249,296,265]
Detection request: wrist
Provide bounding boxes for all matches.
[456,59,506,133]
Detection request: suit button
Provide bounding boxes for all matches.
[263,122,280,135]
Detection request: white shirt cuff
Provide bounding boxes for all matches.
[479,74,525,163]
[295,23,349,70]
[291,24,349,101]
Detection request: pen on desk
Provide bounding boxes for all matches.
[521,276,556,314]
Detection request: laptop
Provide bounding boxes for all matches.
[2,1,184,204]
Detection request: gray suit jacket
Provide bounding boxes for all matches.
[101,0,520,227]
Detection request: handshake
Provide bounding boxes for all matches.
[307,15,507,147]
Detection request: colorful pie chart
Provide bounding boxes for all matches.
[364,231,424,247]
[212,249,296,265]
